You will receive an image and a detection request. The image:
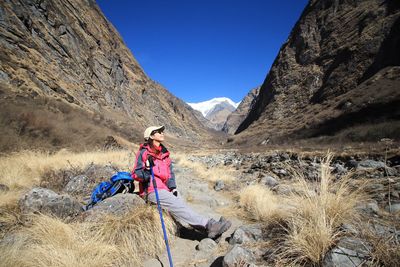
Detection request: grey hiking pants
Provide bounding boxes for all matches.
[147,190,209,228]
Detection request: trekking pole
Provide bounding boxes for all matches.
[148,156,174,267]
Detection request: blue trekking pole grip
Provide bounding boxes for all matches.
[148,156,174,267]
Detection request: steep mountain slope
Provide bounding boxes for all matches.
[0,0,211,151]
[222,86,260,134]
[235,0,400,145]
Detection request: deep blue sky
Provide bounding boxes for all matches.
[96,0,308,103]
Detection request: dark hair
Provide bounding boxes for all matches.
[145,138,161,154]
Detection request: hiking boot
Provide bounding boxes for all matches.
[206,218,232,239]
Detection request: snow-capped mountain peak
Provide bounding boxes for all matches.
[188,97,240,117]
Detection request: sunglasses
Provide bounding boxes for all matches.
[151,129,164,135]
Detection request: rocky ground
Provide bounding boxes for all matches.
[5,149,400,266]
[180,150,400,266]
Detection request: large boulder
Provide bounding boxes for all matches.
[19,187,83,218]
[84,193,145,222]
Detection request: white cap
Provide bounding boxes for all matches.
[144,125,165,140]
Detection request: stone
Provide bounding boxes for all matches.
[272,168,287,177]
[357,160,386,169]
[384,203,400,213]
[19,187,83,218]
[366,202,380,214]
[346,159,359,169]
[356,201,379,215]
[214,180,225,191]
[84,193,145,222]
[275,185,292,196]
[103,135,122,149]
[385,167,398,176]
[223,245,255,267]
[279,153,290,161]
[260,175,278,188]
[0,183,10,192]
[365,183,384,192]
[323,237,370,267]
[333,163,347,174]
[196,238,217,252]
[341,224,359,235]
[393,165,400,173]
[64,175,90,196]
[229,224,263,245]
[0,70,10,82]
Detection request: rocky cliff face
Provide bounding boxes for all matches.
[235,0,400,145]
[0,0,210,151]
[222,87,260,134]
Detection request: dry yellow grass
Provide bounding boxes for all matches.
[277,153,364,265]
[0,205,175,267]
[87,205,176,265]
[0,214,117,267]
[174,152,236,183]
[0,149,136,190]
[239,184,289,223]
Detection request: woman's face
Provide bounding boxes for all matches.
[150,130,165,142]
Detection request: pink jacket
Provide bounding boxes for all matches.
[132,143,176,196]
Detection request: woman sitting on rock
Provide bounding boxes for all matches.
[132,125,231,239]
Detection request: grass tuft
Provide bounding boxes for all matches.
[238,153,365,265]
[86,205,176,265]
[278,153,364,265]
[239,184,288,223]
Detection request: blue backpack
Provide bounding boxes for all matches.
[86,172,134,209]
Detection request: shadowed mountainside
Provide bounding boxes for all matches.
[235,0,400,146]
[0,0,213,152]
[222,86,260,135]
